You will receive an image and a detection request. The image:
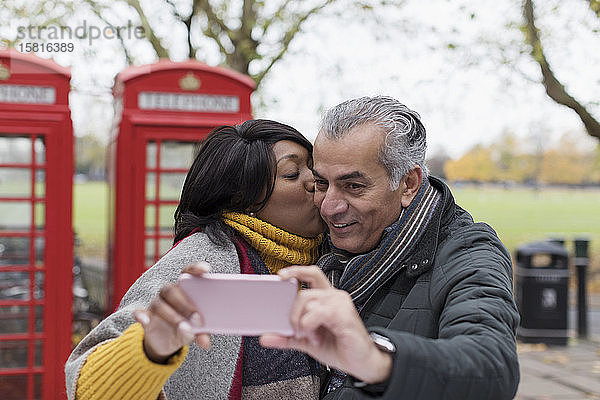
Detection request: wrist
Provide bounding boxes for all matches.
[143,337,175,364]
[360,346,393,384]
[352,331,396,389]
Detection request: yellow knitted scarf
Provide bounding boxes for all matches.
[222,212,322,274]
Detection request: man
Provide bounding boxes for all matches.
[261,95,520,399]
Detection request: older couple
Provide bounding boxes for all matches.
[66,96,519,400]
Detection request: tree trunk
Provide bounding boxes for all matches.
[523,0,600,140]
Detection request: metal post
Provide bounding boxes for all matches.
[574,237,589,339]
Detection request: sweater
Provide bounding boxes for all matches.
[66,217,322,399]
[65,233,241,400]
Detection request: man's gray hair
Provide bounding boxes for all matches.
[319,95,429,191]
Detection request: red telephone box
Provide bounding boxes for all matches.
[109,60,254,311]
[0,50,73,399]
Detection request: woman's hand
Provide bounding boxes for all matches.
[134,262,211,364]
[260,266,392,384]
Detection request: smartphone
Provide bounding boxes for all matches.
[177,273,298,336]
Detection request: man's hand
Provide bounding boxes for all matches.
[134,262,211,364]
[259,266,393,384]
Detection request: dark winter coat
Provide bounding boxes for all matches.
[323,176,520,400]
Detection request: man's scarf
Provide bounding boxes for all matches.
[318,179,441,307]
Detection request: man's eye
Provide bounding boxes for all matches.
[347,183,364,190]
[314,179,328,188]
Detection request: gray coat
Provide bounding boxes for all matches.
[64,232,243,400]
[323,177,520,400]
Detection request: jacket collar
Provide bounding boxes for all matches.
[403,176,455,278]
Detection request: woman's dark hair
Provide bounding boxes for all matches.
[173,119,313,245]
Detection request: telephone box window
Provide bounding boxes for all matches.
[0,49,73,399]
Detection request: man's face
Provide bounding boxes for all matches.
[312,123,404,254]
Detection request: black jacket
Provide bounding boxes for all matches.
[323,177,520,400]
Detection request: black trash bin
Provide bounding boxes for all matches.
[515,241,570,345]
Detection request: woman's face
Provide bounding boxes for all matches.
[257,140,325,237]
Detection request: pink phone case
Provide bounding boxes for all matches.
[177,273,298,336]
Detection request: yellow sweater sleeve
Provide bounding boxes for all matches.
[75,323,188,399]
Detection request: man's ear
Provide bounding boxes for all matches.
[400,166,423,208]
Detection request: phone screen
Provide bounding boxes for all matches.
[178,273,298,336]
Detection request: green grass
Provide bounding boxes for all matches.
[72,182,600,282]
[73,182,108,258]
[450,184,600,286]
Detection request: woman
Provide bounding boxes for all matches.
[65,120,325,400]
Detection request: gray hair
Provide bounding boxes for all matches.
[319,95,429,191]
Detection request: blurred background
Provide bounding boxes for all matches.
[2,0,597,288]
[0,1,599,397]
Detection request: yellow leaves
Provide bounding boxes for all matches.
[443,133,600,185]
[517,342,548,353]
[542,354,570,364]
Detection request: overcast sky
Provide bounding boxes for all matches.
[15,0,598,158]
[255,0,600,157]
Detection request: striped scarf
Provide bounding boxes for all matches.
[318,179,441,307]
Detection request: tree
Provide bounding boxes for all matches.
[2,0,397,88]
[75,134,106,180]
[522,0,600,140]
[488,131,537,183]
[443,132,599,185]
[590,143,600,183]
[426,148,450,180]
[444,145,497,183]
[78,0,392,87]
[538,135,590,184]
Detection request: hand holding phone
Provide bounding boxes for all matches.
[178,273,298,336]
[134,262,212,363]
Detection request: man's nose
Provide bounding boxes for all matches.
[319,188,348,217]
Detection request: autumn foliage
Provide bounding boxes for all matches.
[443,133,600,185]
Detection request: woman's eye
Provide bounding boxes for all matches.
[283,171,299,179]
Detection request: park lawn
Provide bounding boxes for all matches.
[450,184,600,287]
[73,181,178,258]
[73,181,108,258]
[72,182,600,283]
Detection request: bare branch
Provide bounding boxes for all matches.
[126,0,170,58]
[241,0,258,39]
[201,23,229,56]
[165,0,185,19]
[262,0,294,34]
[222,0,260,71]
[523,0,600,139]
[253,0,339,86]
[183,15,194,58]
[585,0,600,19]
[83,0,134,64]
[197,0,231,38]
